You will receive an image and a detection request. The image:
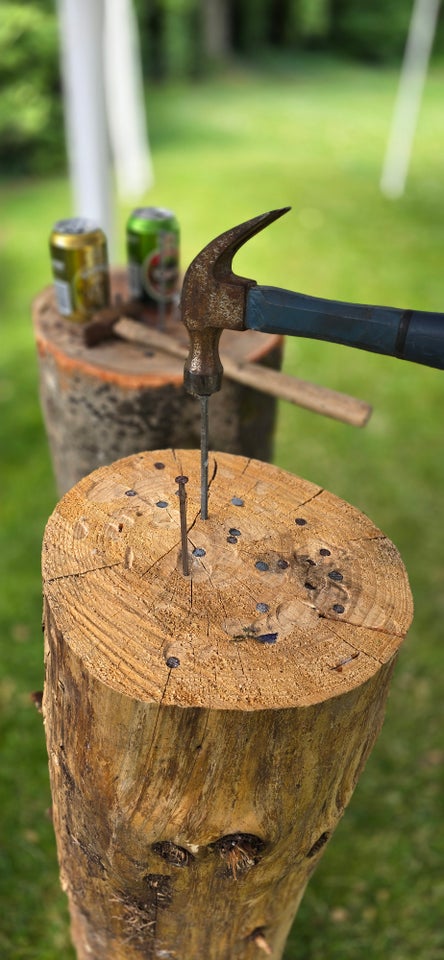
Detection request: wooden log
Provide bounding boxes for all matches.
[42,450,413,960]
[33,269,282,495]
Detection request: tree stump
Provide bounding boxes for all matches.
[42,450,413,960]
[33,270,282,494]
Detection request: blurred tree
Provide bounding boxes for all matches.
[0,2,64,175]
[329,0,412,62]
[202,0,232,60]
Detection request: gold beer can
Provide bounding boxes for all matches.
[49,218,110,323]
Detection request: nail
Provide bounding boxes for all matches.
[175,476,189,576]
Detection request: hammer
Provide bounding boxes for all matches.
[181,207,444,518]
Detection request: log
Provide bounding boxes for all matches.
[33,270,282,495]
[42,450,413,960]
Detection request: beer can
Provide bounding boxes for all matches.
[49,218,110,323]
[126,207,180,307]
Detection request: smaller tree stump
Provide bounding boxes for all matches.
[33,270,282,494]
[42,450,413,960]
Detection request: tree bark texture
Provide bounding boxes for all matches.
[42,449,413,960]
[33,270,282,495]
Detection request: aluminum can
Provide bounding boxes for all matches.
[49,218,110,323]
[126,207,180,306]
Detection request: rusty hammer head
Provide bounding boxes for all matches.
[181,207,290,396]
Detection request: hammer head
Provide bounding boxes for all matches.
[181,207,290,396]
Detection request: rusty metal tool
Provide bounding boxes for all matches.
[181,207,444,516]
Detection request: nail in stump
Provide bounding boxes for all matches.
[175,476,189,576]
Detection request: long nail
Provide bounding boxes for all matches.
[175,475,189,576]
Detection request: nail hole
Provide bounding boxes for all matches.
[118,522,123,532]
[151,842,194,867]
[307,832,330,858]
[166,656,180,668]
[305,582,316,591]
[329,570,343,582]
[256,632,278,644]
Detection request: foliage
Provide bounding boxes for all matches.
[1,61,444,958]
[329,0,412,62]
[0,3,65,175]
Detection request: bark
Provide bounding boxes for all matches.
[33,270,282,495]
[42,449,413,960]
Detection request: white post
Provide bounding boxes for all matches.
[380,0,441,199]
[103,0,154,203]
[57,0,114,248]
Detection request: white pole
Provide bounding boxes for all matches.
[104,0,154,201]
[56,0,114,250]
[380,0,441,199]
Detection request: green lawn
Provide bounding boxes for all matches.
[1,58,444,958]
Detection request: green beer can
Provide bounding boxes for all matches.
[49,218,110,323]
[126,207,180,307]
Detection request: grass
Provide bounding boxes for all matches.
[1,57,444,958]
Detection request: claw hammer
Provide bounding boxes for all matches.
[181,207,444,519]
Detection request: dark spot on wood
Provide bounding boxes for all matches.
[154,462,165,470]
[151,842,194,867]
[166,656,180,668]
[125,489,137,497]
[210,834,265,879]
[256,632,278,644]
[229,528,241,537]
[118,522,123,532]
[277,558,289,569]
[305,582,316,591]
[295,517,307,526]
[320,548,331,556]
[227,536,238,544]
[329,570,343,582]
[307,832,330,857]
[298,554,316,566]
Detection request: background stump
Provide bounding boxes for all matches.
[33,270,282,494]
[42,450,413,960]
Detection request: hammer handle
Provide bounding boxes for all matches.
[247,286,444,371]
[115,318,371,428]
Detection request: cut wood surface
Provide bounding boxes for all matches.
[33,270,283,493]
[42,450,413,960]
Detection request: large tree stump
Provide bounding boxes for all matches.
[33,270,282,494]
[42,450,413,960]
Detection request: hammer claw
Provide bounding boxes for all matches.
[181,206,290,397]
